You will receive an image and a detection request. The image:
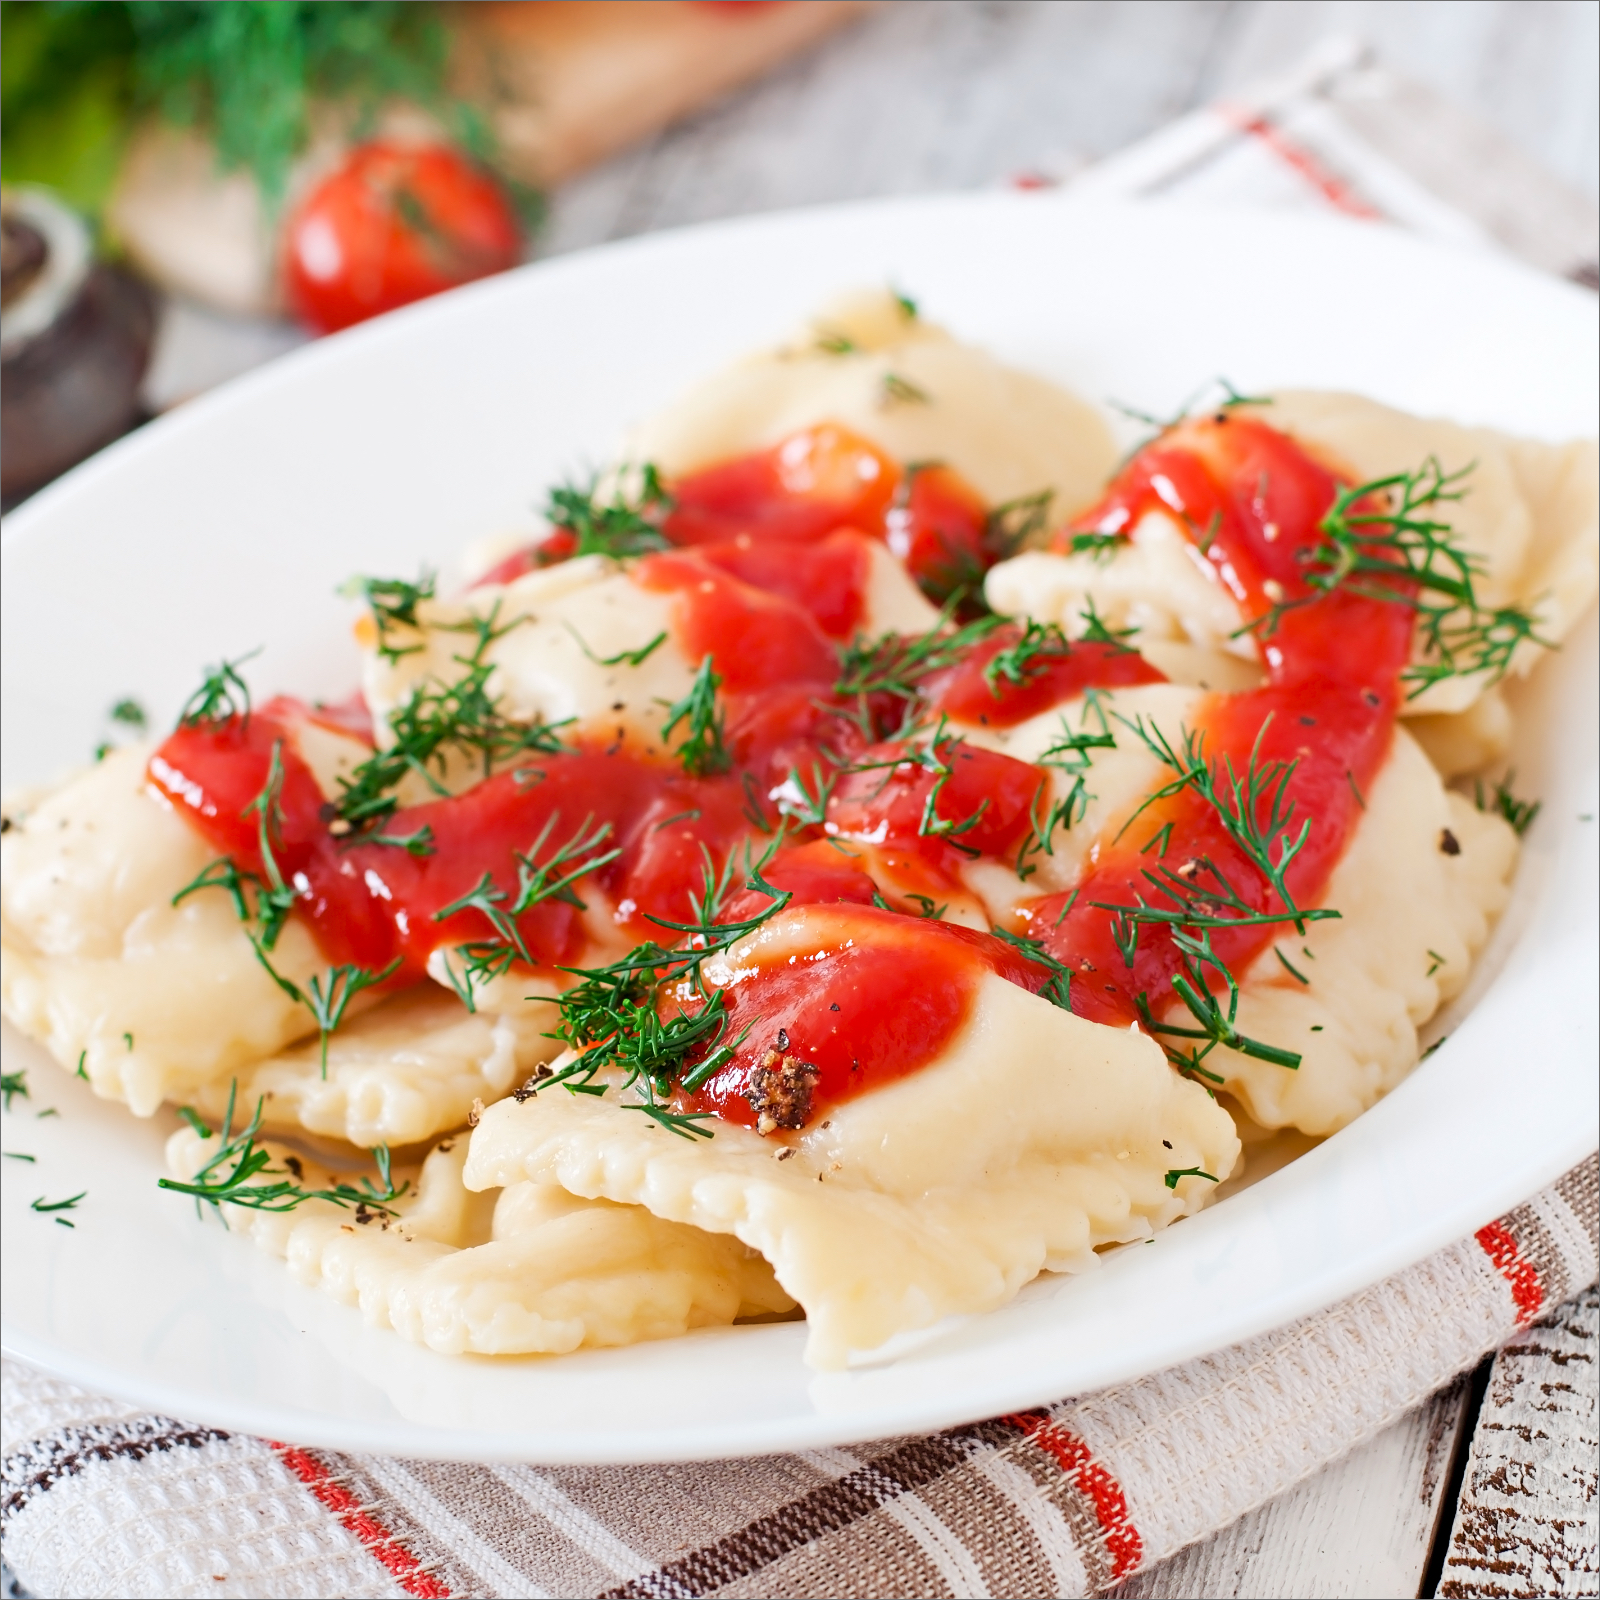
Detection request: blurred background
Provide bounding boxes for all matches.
[3,0,1596,509]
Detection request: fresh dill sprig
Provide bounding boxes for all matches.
[1077,598,1139,653]
[983,618,1073,694]
[1061,530,1125,565]
[1474,771,1541,836]
[531,837,795,1137]
[990,927,1073,1009]
[833,607,1004,738]
[31,1191,86,1227]
[342,571,436,664]
[334,605,569,829]
[173,748,400,1066]
[985,488,1055,561]
[660,655,730,778]
[546,466,673,561]
[1013,782,1086,882]
[177,650,259,728]
[1133,923,1303,1075]
[1,1069,28,1111]
[240,740,302,950]
[568,626,668,668]
[301,962,401,1076]
[158,1084,408,1216]
[1114,714,1325,935]
[433,815,622,1008]
[772,763,837,829]
[366,824,437,856]
[1245,458,1550,697]
[880,372,930,406]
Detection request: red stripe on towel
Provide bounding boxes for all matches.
[1004,1411,1144,1580]
[273,1442,452,1598]
[1475,1220,1545,1327]
[1225,110,1383,219]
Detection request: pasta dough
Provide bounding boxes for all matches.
[360,543,936,769]
[1,744,324,1114]
[986,392,1600,720]
[165,1128,793,1354]
[188,985,564,1149]
[1191,730,1517,1133]
[465,951,1241,1370]
[625,289,1119,519]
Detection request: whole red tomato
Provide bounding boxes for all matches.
[284,142,522,334]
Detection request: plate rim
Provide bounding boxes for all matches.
[3,190,1596,1463]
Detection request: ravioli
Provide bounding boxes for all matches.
[952,684,1517,1135]
[625,288,1119,518]
[1181,730,1517,1134]
[360,542,936,764]
[986,391,1599,720]
[465,914,1241,1370]
[188,985,564,1149]
[165,1127,793,1354]
[1,744,325,1115]
[0,737,557,1142]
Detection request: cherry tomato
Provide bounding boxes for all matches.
[284,142,522,334]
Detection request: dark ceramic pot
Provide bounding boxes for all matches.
[2,190,156,508]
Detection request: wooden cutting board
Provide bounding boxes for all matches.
[108,0,870,317]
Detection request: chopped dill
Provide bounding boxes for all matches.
[880,372,930,406]
[31,1191,86,1220]
[333,605,569,830]
[3,1152,36,1163]
[1164,1167,1219,1189]
[178,650,259,728]
[1,1069,28,1111]
[546,465,674,561]
[1243,458,1549,698]
[159,1085,407,1217]
[1475,771,1541,836]
[342,571,436,663]
[530,837,796,1137]
[984,618,1072,694]
[110,697,148,730]
[985,489,1055,561]
[990,928,1073,1009]
[1274,947,1310,984]
[366,824,437,856]
[660,655,730,778]
[568,626,668,668]
[1062,530,1125,564]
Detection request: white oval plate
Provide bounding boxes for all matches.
[3,196,1596,1464]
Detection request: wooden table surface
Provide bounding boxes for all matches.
[536,5,1599,1598]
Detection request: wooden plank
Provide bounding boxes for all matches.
[1434,1286,1600,1599]
[1107,1380,1470,1599]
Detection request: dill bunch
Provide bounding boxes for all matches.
[1,2,494,213]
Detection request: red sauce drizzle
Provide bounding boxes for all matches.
[681,904,1049,1128]
[148,412,1409,1129]
[1027,413,1411,1026]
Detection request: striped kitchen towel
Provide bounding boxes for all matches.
[3,1156,1594,1599]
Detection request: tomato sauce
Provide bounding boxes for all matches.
[1023,412,1411,1028]
[150,409,1410,1130]
[923,626,1165,728]
[679,904,1048,1129]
